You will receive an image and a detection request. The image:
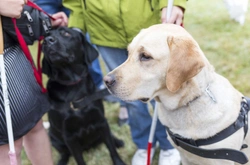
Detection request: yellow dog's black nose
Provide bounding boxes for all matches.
[103,74,116,88]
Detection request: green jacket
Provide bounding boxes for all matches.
[63,0,186,48]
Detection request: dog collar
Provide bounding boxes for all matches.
[166,97,250,164]
[70,88,110,109]
[62,78,83,86]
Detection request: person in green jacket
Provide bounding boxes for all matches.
[63,0,186,165]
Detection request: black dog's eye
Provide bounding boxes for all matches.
[139,52,152,61]
[60,30,71,37]
[64,32,71,37]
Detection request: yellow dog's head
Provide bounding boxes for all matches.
[104,24,205,102]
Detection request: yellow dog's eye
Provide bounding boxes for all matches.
[140,53,152,61]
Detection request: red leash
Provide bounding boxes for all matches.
[26,1,55,21]
[11,0,55,93]
[37,36,44,79]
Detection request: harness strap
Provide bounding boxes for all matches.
[169,100,249,147]
[27,1,55,21]
[166,97,250,164]
[168,134,248,164]
[243,97,250,139]
[72,88,110,109]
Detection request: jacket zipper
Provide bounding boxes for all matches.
[83,0,87,9]
[149,0,154,11]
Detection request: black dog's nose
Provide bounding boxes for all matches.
[44,36,57,45]
[103,74,116,87]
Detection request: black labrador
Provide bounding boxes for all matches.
[42,26,126,165]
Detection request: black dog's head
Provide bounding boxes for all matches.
[42,26,99,81]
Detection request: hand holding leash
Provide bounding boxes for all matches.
[51,12,68,27]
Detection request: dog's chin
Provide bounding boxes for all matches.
[116,96,150,103]
[139,98,150,103]
[43,49,57,59]
[44,49,70,65]
[45,53,62,64]
[108,89,150,102]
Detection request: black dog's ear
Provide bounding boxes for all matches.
[83,38,99,64]
[71,28,99,64]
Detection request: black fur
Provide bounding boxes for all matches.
[42,26,126,165]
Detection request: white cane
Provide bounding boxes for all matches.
[0,16,18,165]
[146,104,159,165]
[146,1,174,165]
[167,0,174,22]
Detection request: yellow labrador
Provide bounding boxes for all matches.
[103,24,250,165]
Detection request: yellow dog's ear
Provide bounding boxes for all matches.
[166,36,205,93]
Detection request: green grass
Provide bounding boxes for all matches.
[184,0,250,95]
[21,0,250,164]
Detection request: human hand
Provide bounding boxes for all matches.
[161,6,184,25]
[51,12,68,27]
[0,0,27,18]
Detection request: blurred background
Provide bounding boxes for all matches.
[23,0,250,164]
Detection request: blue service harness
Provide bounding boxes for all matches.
[166,97,250,164]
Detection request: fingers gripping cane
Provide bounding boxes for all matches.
[0,16,18,165]
[146,1,173,165]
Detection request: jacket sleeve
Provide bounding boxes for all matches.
[159,0,187,10]
[63,0,85,32]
